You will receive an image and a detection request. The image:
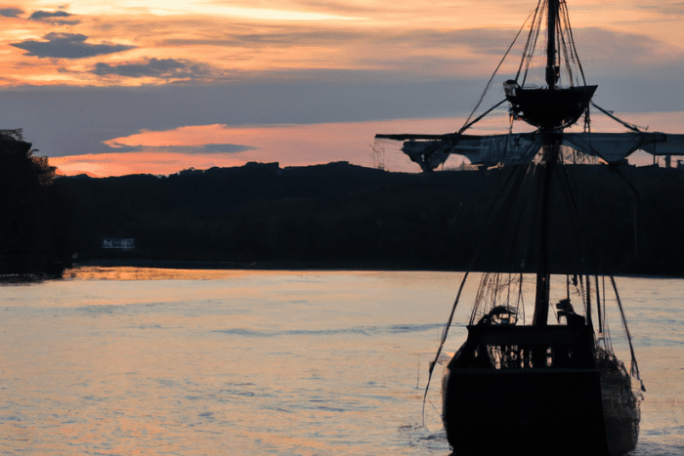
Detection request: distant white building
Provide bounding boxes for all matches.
[102,238,136,250]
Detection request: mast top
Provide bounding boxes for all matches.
[503,0,596,131]
[546,0,558,89]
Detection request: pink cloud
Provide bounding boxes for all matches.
[52,112,684,177]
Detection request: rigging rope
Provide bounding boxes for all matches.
[591,102,643,132]
[557,13,574,85]
[420,164,526,425]
[610,276,646,392]
[517,0,588,88]
[522,2,545,86]
[458,12,532,134]
[517,271,526,324]
[517,0,544,82]
[458,99,507,134]
[561,0,587,85]
[595,275,603,333]
[421,268,469,426]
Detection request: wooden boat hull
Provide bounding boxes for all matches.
[442,366,638,456]
[601,371,641,455]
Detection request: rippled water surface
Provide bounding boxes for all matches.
[0,269,682,455]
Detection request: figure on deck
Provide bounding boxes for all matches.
[556,299,585,327]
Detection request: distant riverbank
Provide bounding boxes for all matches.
[5,161,681,278]
[68,259,684,280]
[71,257,468,272]
[53,163,684,276]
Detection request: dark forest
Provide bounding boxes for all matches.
[2,145,684,276]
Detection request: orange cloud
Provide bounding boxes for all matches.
[53,118,471,176]
[4,1,680,88]
[50,151,245,177]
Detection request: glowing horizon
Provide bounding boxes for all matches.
[2,0,683,176]
[47,110,684,177]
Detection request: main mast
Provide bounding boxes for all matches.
[532,0,560,327]
[546,0,558,90]
[378,1,598,319]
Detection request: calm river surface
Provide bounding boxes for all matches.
[0,268,682,455]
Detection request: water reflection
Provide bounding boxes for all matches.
[0,269,681,455]
[65,266,267,280]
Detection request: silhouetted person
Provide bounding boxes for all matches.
[556,299,585,327]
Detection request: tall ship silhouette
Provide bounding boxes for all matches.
[377,0,683,454]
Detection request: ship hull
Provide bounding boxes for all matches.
[600,371,641,455]
[443,364,639,456]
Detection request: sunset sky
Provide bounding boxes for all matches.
[1,0,683,176]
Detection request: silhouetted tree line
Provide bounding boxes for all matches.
[49,161,684,275]
[0,134,68,276]
[54,162,483,268]
[2,152,683,275]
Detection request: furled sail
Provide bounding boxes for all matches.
[563,132,684,163]
[393,131,684,170]
[398,133,544,171]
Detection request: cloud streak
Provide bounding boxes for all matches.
[92,58,221,81]
[4,2,683,87]
[29,10,70,20]
[0,7,23,18]
[638,1,684,15]
[104,143,256,154]
[49,110,684,177]
[11,33,135,59]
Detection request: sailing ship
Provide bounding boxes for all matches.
[376,0,683,455]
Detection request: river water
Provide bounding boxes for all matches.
[0,268,682,455]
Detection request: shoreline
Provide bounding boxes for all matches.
[71,258,465,272]
[69,258,684,279]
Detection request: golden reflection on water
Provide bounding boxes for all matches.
[65,266,258,281]
[2,269,463,455]
[64,266,352,281]
[0,270,681,455]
